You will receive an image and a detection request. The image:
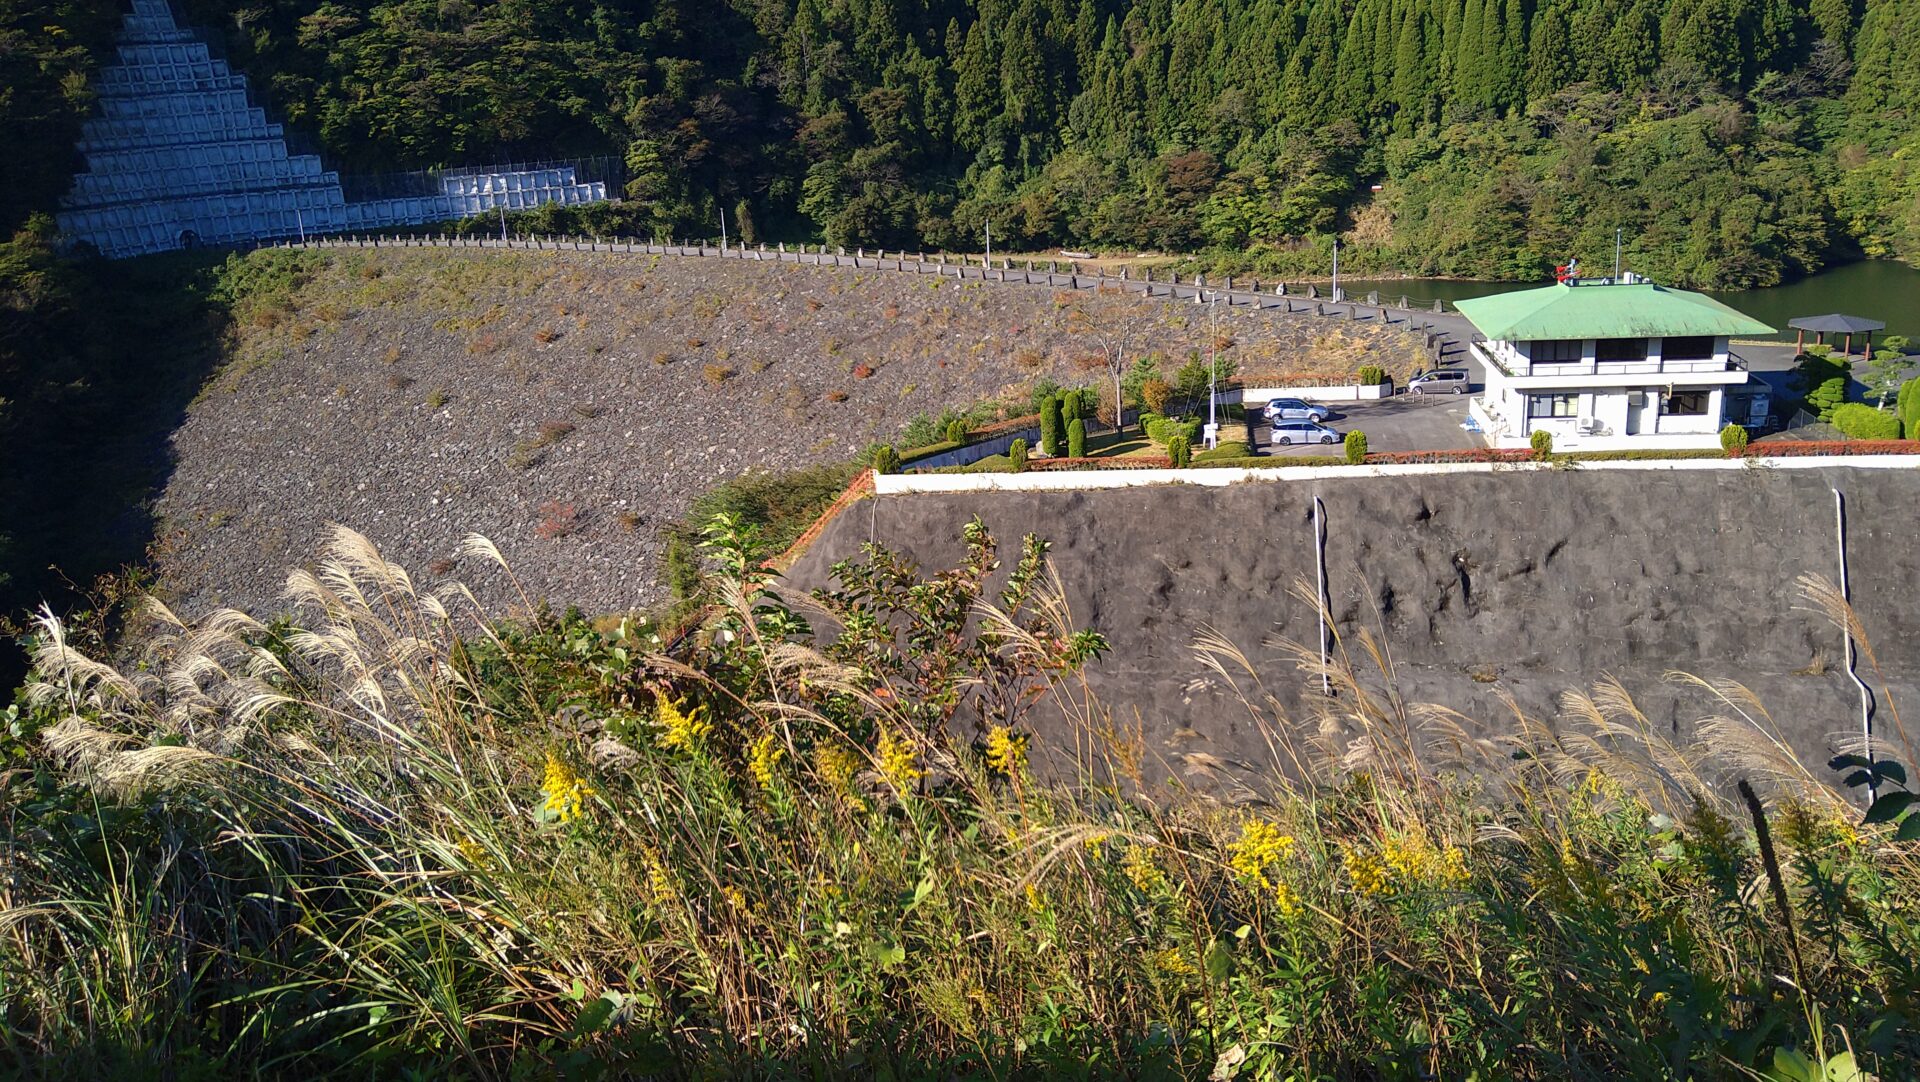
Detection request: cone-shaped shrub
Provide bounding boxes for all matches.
[1008,438,1028,472]
[1719,423,1749,455]
[1344,429,1367,463]
[945,419,967,445]
[1167,434,1191,468]
[1067,418,1086,458]
[1041,395,1063,456]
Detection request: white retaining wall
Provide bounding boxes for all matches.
[873,454,1920,495]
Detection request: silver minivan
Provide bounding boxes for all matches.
[1407,368,1469,394]
[1270,420,1341,445]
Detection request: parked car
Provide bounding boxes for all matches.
[1406,368,1470,394]
[1263,397,1332,421]
[1270,420,1341,445]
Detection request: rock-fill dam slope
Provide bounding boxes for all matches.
[788,466,1918,794]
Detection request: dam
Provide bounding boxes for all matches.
[789,462,1919,794]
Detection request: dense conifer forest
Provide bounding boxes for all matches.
[6,1,1920,284]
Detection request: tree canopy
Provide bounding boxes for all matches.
[8,0,1920,285]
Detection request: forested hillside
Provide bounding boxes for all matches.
[4,1,1920,285]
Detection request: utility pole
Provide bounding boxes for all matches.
[719,203,727,252]
[1613,227,1622,281]
[499,205,508,243]
[1206,293,1220,448]
[984,217,991,264]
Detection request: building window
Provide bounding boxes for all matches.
[1663,390,1709,415]
[1529,338,1583,364]
[1528,393,1580,418]
[1663,336,1715,362]
[1596,337,1648,363]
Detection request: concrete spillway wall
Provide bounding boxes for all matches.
[788,465,1919,793]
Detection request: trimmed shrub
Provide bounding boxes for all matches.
[1356,364,1385,386]
[1066,417,1086,458]
[1831,402,1903,441]
[1008,438,1029,472]
[870,444,902,475]
[1144,415,1200,447]
[1040,395,1063,456]
[944,419,967,444]
[1529,428,1553,460]
[1719,423,1749,455]
[1167,434,1191,468]
[1898,376,1920,437]
[1344,429,1367,464]
[1807,375,1848,420]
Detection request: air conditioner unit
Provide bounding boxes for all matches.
[1576,417,1601,435]
[1627,392,1646,408]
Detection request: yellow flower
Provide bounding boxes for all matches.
[1083,831,1110,859]
[722,885,750,914]
[1273,878,1303,919]
[653,693,711,753]
[1650,991,1670,1009]
[642,846,676,909]
[1024,883,1048,915]
[1123,844,1168,893]
[816,743,868,812]
[1345,848,1391,896]
[1227,819,1297,889]
[454,833,492,869]
[1151,948,1197,976]
[1440,845,1470,884]
[876,728,922,792]
[985,725,1029,778]
[746,731,784,790]
[540,751,595,823]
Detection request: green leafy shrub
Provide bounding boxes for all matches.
[1720,422,1750,455]
[1344,429,1367,463]
[871,443,902,474]
[1830,403,1903,441]
[1356,364,1385,386]
[1040,395,1063,456]
[1530,428,1553,460]
[1066,417,1086,458]
[1144,415,1200,447]
[945,419,967,444]
[1167,433,1191,467]
[1027,378,1063,416]
[1008,437,1028,472]
[1897,376,1920,437]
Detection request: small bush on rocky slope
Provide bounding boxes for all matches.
[3,523,1916,1078]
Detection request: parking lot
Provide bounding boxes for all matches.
[1251,391,1485,454]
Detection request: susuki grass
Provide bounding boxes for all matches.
[2,519,1917,1079]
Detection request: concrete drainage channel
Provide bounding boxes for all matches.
[789,460,1920,797]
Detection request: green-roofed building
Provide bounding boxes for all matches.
[1454,276,1775,450]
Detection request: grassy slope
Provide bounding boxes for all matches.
[2,521,1914,1078]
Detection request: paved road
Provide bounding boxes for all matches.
[1253,394,1482,454]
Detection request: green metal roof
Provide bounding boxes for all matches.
[1453,281,1775,341]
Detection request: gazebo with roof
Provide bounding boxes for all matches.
[1787,313,1885,357]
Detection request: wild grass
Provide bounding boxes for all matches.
[1,522,1916,1079]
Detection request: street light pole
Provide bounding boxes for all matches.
[1331,236,1340,303]
[984,217,991,265]
[719,203,727,252]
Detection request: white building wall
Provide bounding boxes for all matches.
[1473,334,1744,450]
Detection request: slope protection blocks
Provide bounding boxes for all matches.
[57,0,607,259]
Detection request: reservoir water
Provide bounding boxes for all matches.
[1333,259,1920,342]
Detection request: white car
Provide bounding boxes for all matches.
[1263,397,1332,421]
[1270,420,1341,445]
